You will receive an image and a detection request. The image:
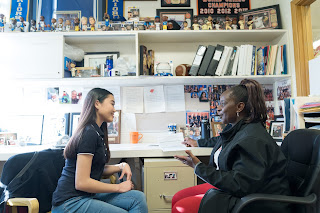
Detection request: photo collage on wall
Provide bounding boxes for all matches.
[47,87,83,105]
[184,84,233,122]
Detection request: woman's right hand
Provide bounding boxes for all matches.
[182,137,198,147]
[118,180,134,193]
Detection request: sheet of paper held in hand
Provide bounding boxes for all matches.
[158,132,189,152]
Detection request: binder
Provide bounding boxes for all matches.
[189,45,207,76]
[225,46,237,76]
[198,45,216,76]
[206,44,224,76]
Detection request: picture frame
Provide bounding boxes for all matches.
[197,15,238,30]
[238,4,281,30]
[211,122,226,137]
[0,137,5,145]
[107,110,121,144]
[161,0,190,8]
[0,132,18,145]
[156,9,193,29]
[84,52,120,69]
[53,10,81,30]
[70,112,81,136]
[269,121,284,140]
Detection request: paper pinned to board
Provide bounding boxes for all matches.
[144,85,166,113]
[158,132,188,152]
[102,86,121,110]
[164,85,185,112]
[122,87,144,113]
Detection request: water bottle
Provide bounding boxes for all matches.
[201,120,210,139]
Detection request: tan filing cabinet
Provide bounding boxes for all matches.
[143,158,197,213]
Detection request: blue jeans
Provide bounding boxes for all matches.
[52,190,148,213]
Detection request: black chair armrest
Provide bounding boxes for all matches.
[231,193,317,213]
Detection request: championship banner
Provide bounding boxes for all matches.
[10,0,30,21]
[107,0,124,20]
[197,0,250,16]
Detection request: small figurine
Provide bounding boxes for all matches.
[207,15,213,30]
[89,16,95,31]
[225,16,232,30]
[192,16,200,30]
[155,16,161,31]
[9,18,17,31]
[38,15,46,31]
[81,16,88,31]
[0,14,6,32]
[162,16,168,30]
[19,17,26,32]
[65,19,71,31]
[238,15,245,30]
[70,62,77,77]
[30,19,37,32]
[144,17,152,30]
[74,17,80,31]
[215,21,221,30]
[104,13,110,27]
[167,20,180,30]
[51,18,57,31]
[183,21,190,30]
[231,18,238,30]
[247,15,254,30]
[57,18,63,31]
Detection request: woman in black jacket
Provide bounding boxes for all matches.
[173,79,291,213]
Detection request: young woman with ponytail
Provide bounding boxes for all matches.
[173,79,291,213]
[52,88,147,213]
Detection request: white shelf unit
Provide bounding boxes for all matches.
[0,30,291,86]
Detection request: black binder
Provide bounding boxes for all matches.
[198,45,216,76]
[206,44,224,76]
[189,45,207,76]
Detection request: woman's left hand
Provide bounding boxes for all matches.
[119,163,132,181]
[174,150,200,168]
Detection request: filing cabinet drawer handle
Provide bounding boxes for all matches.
[159,194,173,199]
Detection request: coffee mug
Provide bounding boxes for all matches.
[130,132,143,144]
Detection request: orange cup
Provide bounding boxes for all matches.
[130,132,143,144]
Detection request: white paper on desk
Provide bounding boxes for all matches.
[144,85,166,113]
[102,86,121,110]
[158,132,187,152]
[164,85,185,112]
[122,87,144,113]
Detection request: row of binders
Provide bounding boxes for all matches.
[189,44,288,76]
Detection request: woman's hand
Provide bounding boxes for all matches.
[182,137,198,147]
[174,150,200,168]
[119,163,132,181]
[118,180,134,193]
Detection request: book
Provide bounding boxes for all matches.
[140,45,148,75]
[225,46,237,76]
[220,46,233,76]
[256,47,265,75]
[215,46,232,76]
[282,44,288,74]
[250,45,256,75]
[198,45,216,76]
[206,44,224,76]
[237,45,246,76]
[231,46,240,76]
[189,45,207,76]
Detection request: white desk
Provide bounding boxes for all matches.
[0,144,213,161]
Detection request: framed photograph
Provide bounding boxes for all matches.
[53,10,81,30]
[197,15,237,30]
[84,52,120,69]
[161,0,190,7]
[186,110,210,128]
[70,112,81,136]
[269,121,284,140]
[107,110,121,144]
[211,122,226,137]
[0,132,18,145]
[0,137,5,145]
[239,4,281,30]
[199,90,209,102]
[156,9,193,29]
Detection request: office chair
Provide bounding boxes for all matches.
[0,149,117,213]
[231,129,320,213]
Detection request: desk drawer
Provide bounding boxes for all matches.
[144,158,196,210]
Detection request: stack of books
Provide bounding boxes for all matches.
[189,44,288,76]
